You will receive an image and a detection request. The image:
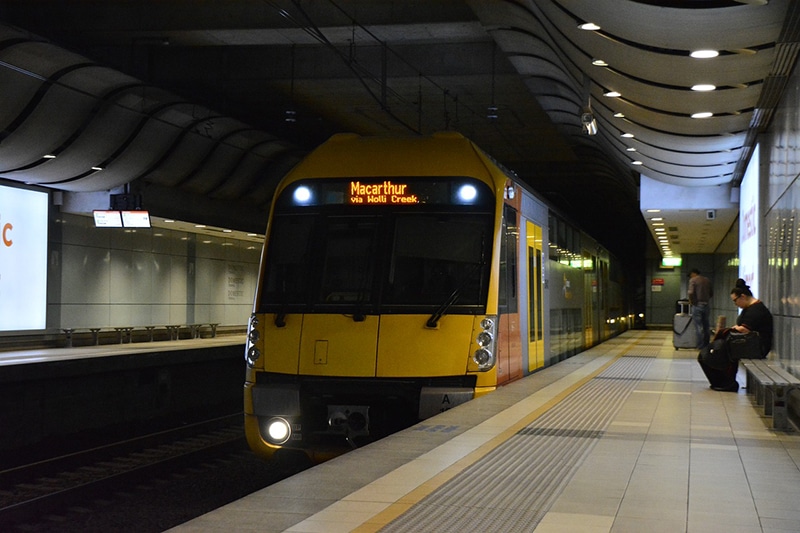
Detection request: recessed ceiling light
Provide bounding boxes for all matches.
[43,154,56,159]
[91,166,103,171]
[692,84,716,92]
[690,50,719,59]
[578,22,601,31]
[592,59,608,66]
[647,209,661,213]
[613,112,625,118]
[626,147,637,152]
[604,91,621,97]
[691,111,713,119]
[621,133,635,138]
[632,160,643,165]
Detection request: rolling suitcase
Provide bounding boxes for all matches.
[673,299,697,349]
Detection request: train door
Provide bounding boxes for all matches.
[526,220,545,371]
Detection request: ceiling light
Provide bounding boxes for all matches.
[604,91,621,97]
[621,133,634,138]
[592,59,608,66]
[647,209,661,213]
[691,84,716,92]
[691,111,713,119]
[578,22,601,31]
[632,160,643,165]
[626,147,637,152]
[690,50,719,59]
[195,224,207,228]
[43,154,56,159]
[91,166,103,171]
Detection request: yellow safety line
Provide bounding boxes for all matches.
[354,337,643,532]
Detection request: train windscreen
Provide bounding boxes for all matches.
[260,177,494,315]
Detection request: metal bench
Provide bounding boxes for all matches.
[740,359,800,430]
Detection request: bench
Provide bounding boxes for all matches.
[62,323,221,347]
[740,358,800,430]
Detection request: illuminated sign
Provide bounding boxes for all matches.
[0,184,48,331]
[93,210,151,228]
[93,210,123,227]
[739,145,759,295]
[121,210,151,228]
[349,180,419,205]
[278,177,494,209]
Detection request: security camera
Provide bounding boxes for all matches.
[581,112,598,135]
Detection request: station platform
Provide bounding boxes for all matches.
[0,334,246,368]
[170,330,800,533]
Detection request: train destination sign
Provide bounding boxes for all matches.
[349,180,419,205]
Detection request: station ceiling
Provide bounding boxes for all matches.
[0,0,797,269]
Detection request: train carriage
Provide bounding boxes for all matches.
[244,132,626,461]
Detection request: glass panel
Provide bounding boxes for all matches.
[261,215,314,308]
[386,214,491,306]
[318,218,379,304]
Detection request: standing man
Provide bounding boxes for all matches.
[688,268,713,348]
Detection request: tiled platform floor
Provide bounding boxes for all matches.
[172,330,800,533]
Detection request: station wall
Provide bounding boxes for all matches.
[46,213,261,330]
[763,63,800,376]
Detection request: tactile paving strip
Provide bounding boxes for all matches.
[380,355,654,532]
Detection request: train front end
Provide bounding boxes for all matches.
[244,134,504,461]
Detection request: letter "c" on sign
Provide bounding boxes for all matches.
[2,223,12,247]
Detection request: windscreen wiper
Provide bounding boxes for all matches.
[425,263,481,328]
[426,286,462,328]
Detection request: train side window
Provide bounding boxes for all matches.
[499,205,518,313]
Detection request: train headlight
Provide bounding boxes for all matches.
[476,331,492,347]
[457,184,478,203]
[245,313,262,367]
[474,348,493,367]
[264,417,292,445]
[293,185,313,205]
[246,346,261,366]
[470,315,498,371]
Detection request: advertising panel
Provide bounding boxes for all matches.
[0,184,48,330]
[738,145,759,296]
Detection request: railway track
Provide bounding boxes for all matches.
[0,413,274,529]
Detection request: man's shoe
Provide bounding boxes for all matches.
[712,382,739,392]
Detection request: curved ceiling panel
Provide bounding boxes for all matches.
[474,0,791,189]
[0,25,302,211]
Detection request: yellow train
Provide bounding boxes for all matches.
[244,132,628,461]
